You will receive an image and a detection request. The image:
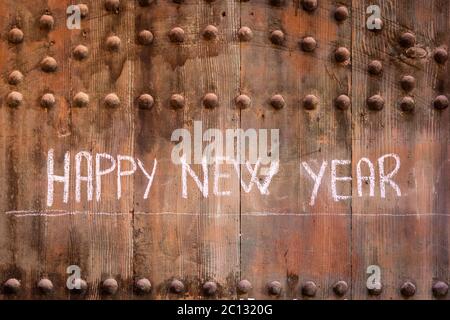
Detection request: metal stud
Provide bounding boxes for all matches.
[335,47,350,63]
[169,279,185,294]
[40,56,58,73]
[301,281,317,297]
[169,27,185,43]
[433,95,449,110]
[203,25,218,40]
[270,94,285,109]
[102,278,118,295]
[41,93,56,109]
[37,278,54,294]
[301,0,318,12]
[202,281,218,296]
[73,45,89,60]
[335,94,351,110]
[368,60,383,75]
[270,30,285,45]
[135,278,152,295]
[267,281,282,296]
[78,4,89,18]
[105,0,120,12]
[170,94,185,109]
[106,35,121,51]
[7,91,23,108]
[73,92,89,108]
[237,279,252,294]
[138,94,154,109]
[8,28,24,44]
[236,94,251,109]
[334,6,349,22]
[399,96,414,112]
[8,70,24,85]
[138,30,154,45]
[39,14,54,30]
[301,36,317,52]
[238,27,253,42]
[400,281,416,297]
[70,278,88,294]
[303,94,319,110]
[367,94,384,111]
[398,32,416,48]
[203,93,219,109]
[104,93,121,108]
[3,278,21,294]
[434,48,448,64]
[333,280,348,296]
[432,281,448,298]
[400,75,415,92]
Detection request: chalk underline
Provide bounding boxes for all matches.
[3,210,450,218]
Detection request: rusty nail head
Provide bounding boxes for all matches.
[41,93,56,108]
[333,281,348,296]
[138,30,154,45]
[270,30,285,45]
[70,279,88,294]
[73,45,89,60]
[203,281,218,296]
[399,32,416,48]
[41,56,58,73]
[270,94,285,109]
[106,35,121,51]
[302,281,317,297]
[368,60,383,75]
[3,278,21,294]
[434,48,448,64]
[335,47,350,63]
[433,95,449,110]
[334,6,349,22]
[104,93,120,108]
[237,279,252,294]
[203,93,219,109]
[169,27,185,43]
[138,94,154,109]
[102,278,118,295]
[8,70,24,85]
[38,278,54,294]
[268,281,282,296]
[135,278,152,295]
[367,94,384,111]
[39,14,54,30]
[432,281,448,298]
[105,0,120,12]
[303,94,319,110]
[238,27,253,42]
[399,96,415,112]
[73,92,89,108]
[9,28,24,44]
[7,91,23,108]
[335,94,351,110]
[170,279,185,294]
[301,36,317,52]
[203,25,218,40]
[400,75,416,92]
[400,281,416,297]
[302,0,318,12]
[236,94,251,109]
[170,94,185,109]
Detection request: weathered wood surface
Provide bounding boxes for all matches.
[0,0,448,300]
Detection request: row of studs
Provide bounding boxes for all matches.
[2,277,449,298]
[3,91,449,111]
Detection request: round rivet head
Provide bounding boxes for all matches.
[41,56,58,73]
[138,30,154,45]
[302,0,318,12]
[270,30,285,45]
[400,281,416,297]
[203,281,218,296]
[434,48,448,64]
[400,75,415,91]
[236,94,251,109]
[333,280,348,296]
[3,278,21,294]
[367,94,384,111]
[170,279,185,294]
[7,91,23,108]
[41,93,56,108]
[334,6,349,22]
[8,70,24,85]
[335,47,350,63]
[432,281,448,298]
[135,278,152,295]
[368,60,383,75]
[73,92,89,108]
[203,25,218,40]
[104,93,120,108]
[335,94,351,110]
[106,36,121,51]
[39,15,54,30]
[301,281,317,297]
[8,28,24,44]
[303,94,319,110]
[433,95,449,110]
[301,36,317,52]
[78,4,89,18]
[105,0,120,12]
[237,279,252,294]
[170,94,185,109]
[70,278,88,294]
[102,278,118,295]
[399,32,416,48]
[169,27,185,43]
[73,45,89,60]
[138,94,154,109]
[399,96,415,112]
[267,281,282,296]
[238,26,253,42]
[37,279,54,294]
[270,94,285,109]
[203,93,219,109]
